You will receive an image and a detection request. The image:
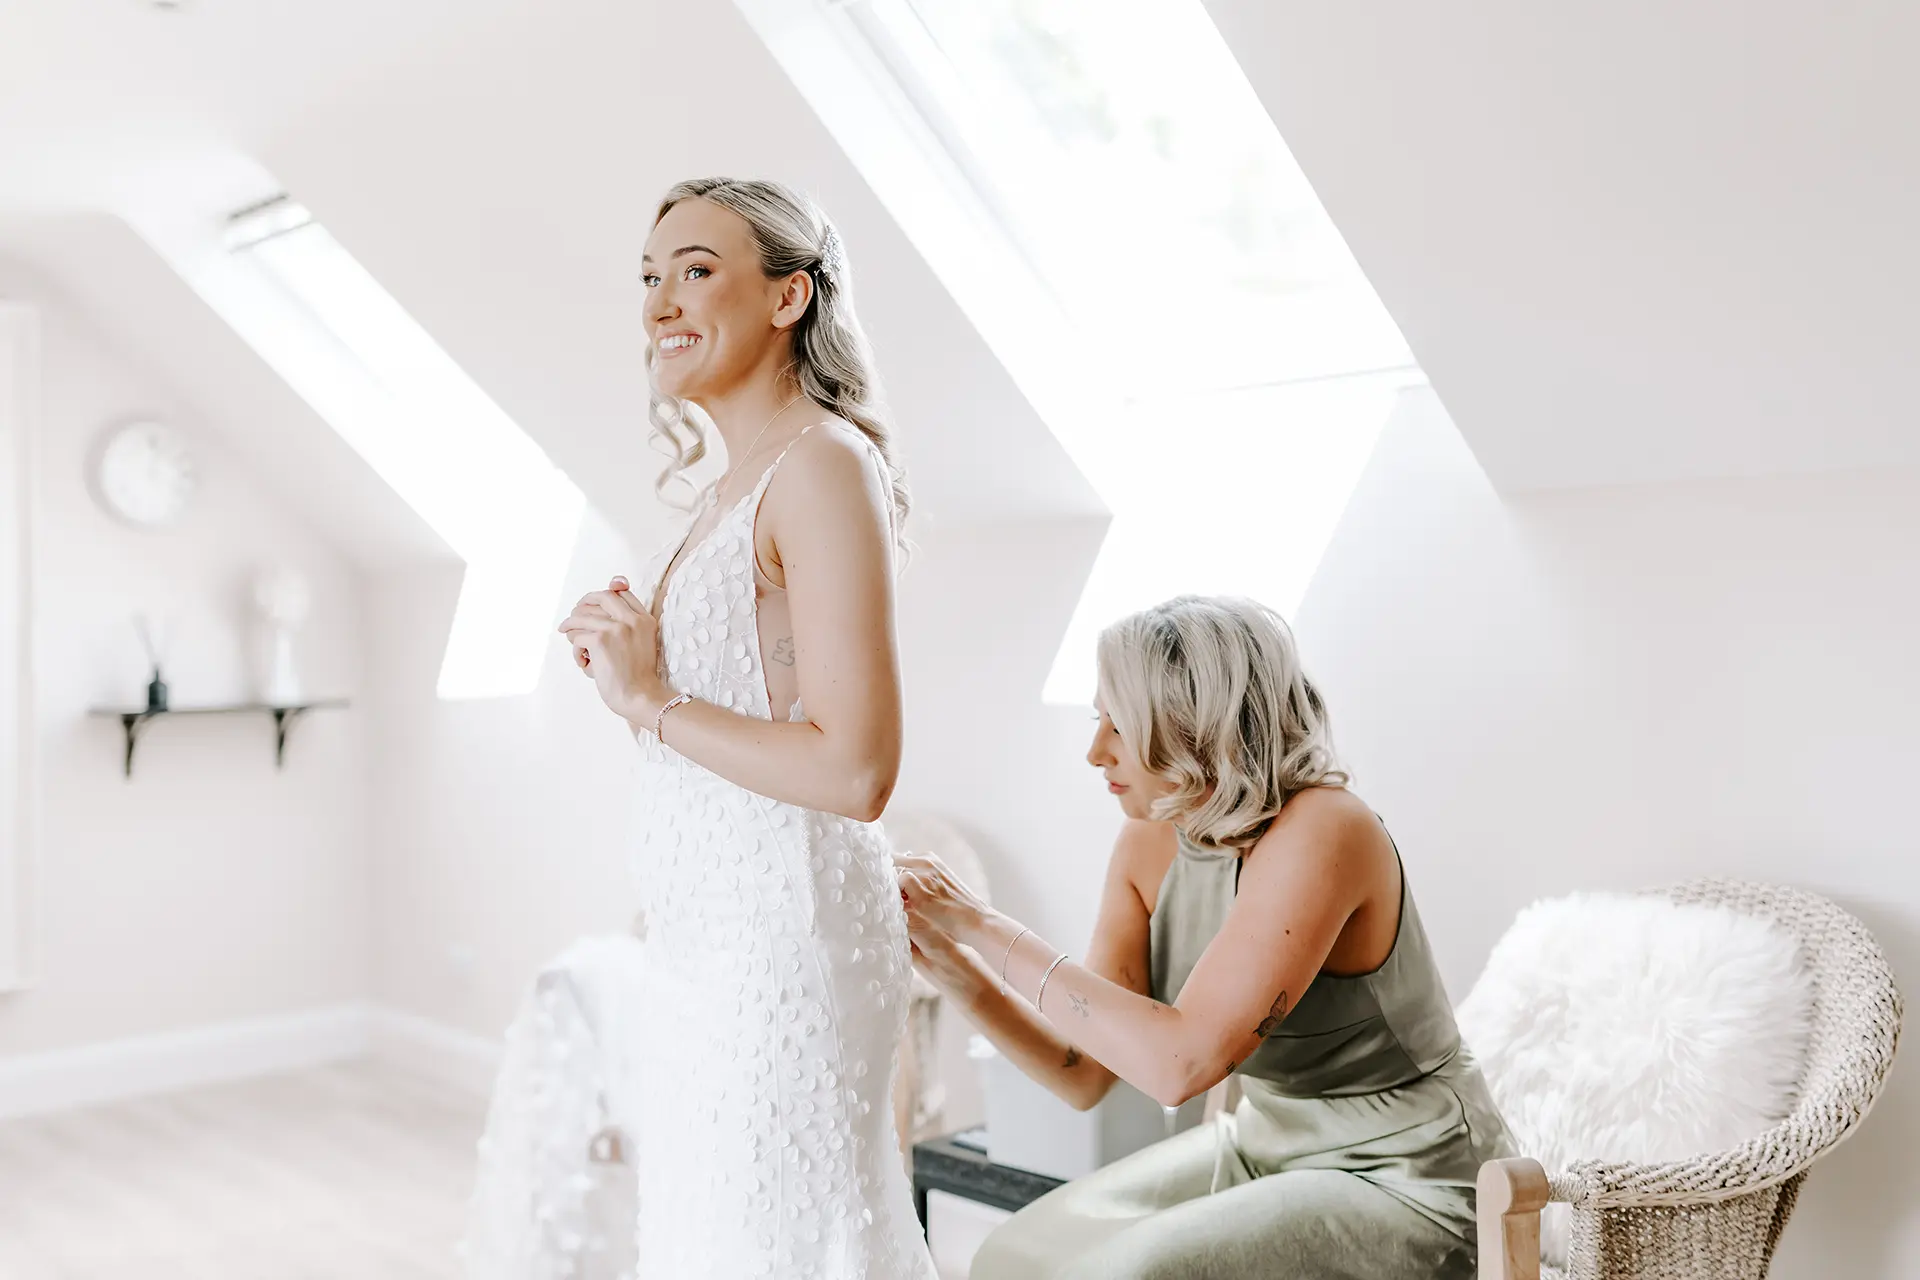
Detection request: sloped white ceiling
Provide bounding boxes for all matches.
[1204,0,1920,491]
[0,0,1098,566]
[0,214,445,568]
[16,0,1906,519]
[258,0,1097,549]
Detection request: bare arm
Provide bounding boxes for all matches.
[626,426,902,821]
[925,797,1381,1109]
[911,935,1112,1112]
[910,822,1160,1111]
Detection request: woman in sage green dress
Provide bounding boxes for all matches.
[895,595,1513,1280]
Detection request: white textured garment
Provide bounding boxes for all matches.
[463,936,644,1280]
[623,430,935,1279]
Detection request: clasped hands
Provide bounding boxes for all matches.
[558,578,1001,963]
[557,575,669,728]
[561,574,1006,971]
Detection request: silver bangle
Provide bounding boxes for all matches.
[654,692,693,740]
[1035,952,1070,1013]
[998,926,1031,995]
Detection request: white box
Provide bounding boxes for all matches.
[926,1188,1012,1280]
[976,1038,1209,1181]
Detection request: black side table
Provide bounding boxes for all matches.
[910,1128,1066,1235]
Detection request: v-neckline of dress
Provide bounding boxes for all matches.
[647,483,762,623]
[647,424,827,622]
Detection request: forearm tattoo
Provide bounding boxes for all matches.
[770,636,796,667]
[1255,989,1289,1038]
[1062,1046,1082,1069]
[1067,992,1090,1019]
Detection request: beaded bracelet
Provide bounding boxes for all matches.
[1035,952,1070,1013]
[654,692,693,740]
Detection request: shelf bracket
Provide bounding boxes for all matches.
[271,706,311,769]
[116,712,158,780]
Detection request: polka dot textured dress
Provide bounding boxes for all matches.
[624,427,935,1279]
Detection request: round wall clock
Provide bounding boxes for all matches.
[94,420,196,527]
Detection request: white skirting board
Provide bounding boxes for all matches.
[0,1004,505,1120]
[366,1006,504,1099]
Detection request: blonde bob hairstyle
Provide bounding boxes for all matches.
[1096,595,1348,852]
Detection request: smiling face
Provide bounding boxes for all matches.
[642,196,810,403]
[1086,700,1177,821]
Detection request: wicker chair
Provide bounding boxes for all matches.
[1478,879,1903,1280]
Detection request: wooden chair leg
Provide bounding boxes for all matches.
[1478,1157,1550,1280]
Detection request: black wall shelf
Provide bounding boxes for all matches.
[88,700,350,778]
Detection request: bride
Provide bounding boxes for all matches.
[552,177,936,1277]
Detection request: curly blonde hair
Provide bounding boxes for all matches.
[646,177,909,550]
[1097,595,1348,851]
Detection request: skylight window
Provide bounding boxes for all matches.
[226,198,584,700]
[744,0,1422,703]
[845,0,1411,397]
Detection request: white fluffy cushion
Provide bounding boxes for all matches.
[1457,891,1813,1267]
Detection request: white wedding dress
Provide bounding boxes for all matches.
[617,426,934,1278]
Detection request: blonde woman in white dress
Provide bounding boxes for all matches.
[551,178,936,1279]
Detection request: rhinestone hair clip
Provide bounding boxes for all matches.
[817,223,847,284]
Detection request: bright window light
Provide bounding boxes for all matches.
[1040,376,1405,704]
[746,0,1423,703]
[228,198,583,700]
[846,0,1412,397]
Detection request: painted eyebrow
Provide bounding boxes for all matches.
[640,244,722,264]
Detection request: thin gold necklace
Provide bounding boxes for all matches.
[715,394,802,504]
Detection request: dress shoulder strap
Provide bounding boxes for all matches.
[754,420,894,493]
[751,422,825,497]
[749,421,899,556]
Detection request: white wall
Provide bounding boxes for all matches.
[365,509,641,1036]
[0,265,370,1060]
[891,518,1121,954]
[0,302,34,992]
[1294,386,1920,1278]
